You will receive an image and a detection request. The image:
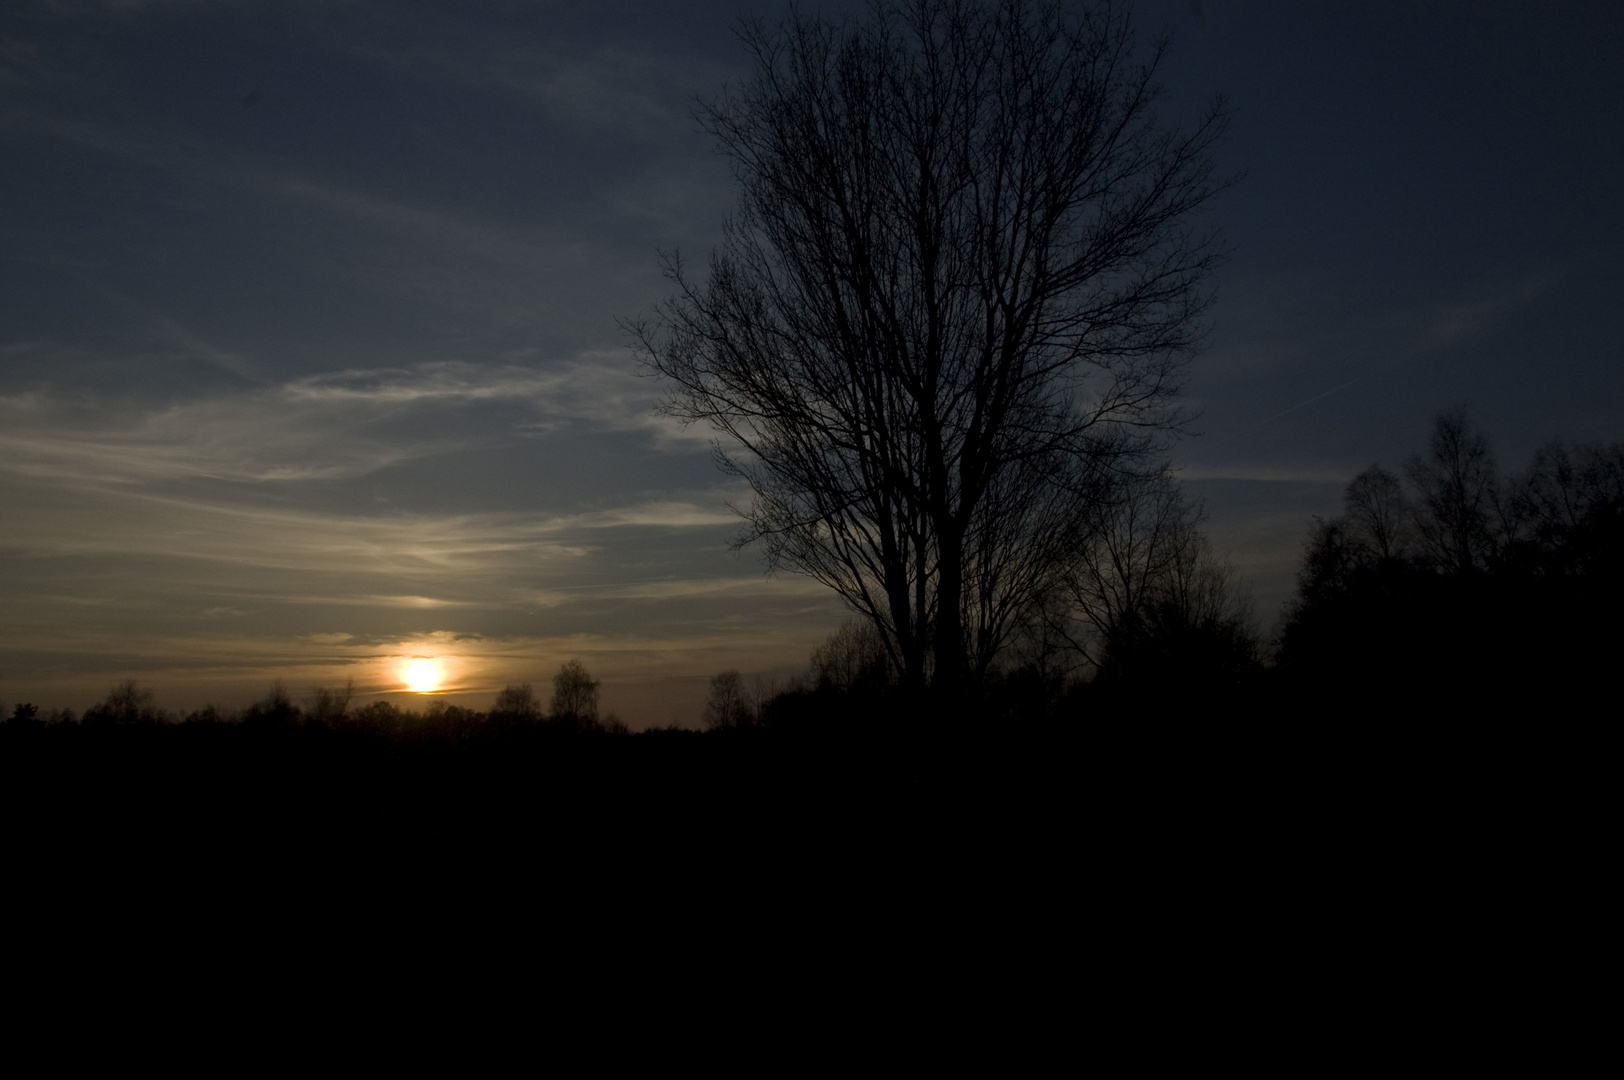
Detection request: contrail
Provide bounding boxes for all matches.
[1235,378,1359,437]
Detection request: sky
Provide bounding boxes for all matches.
[3,0,1621,725]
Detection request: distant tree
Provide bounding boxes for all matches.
[1056,471,1256,686]
[1276,412,1624,699]
[182,704,228,726]
[1058,471,1191,670]
[1406,409,1500,575]
[349,699,405,733]
[1504,439,1624,578]
[422,699,479,734]
[309,680,353,724]
[490,683,543,723]
[83,679,162,726]
[549,660,600,727]
[747,674,782,721]
[808,620,893,695]
[7,702,40,726]
[703,670,754,730]
[243,680,300,727]
[1343,464,1413,562]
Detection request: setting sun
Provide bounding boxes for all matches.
[403,656,443,694]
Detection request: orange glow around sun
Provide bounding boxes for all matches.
[403,656,443,694]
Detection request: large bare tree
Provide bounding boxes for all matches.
[630,0,1227,690]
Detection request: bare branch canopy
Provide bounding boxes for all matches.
[628,0,1229,690]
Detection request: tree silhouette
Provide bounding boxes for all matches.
[1407,408,1500,575]
[308,680,353,724]
[491,683,543,724]
[703,670,754,730]
[549,660,600,729]
[631,0,1228,693]
[1344,465,1413,563]
[1504,439,1624,580]
[1278,412,1624,701]
[1055,471,1256,688]
[808,619,894,695]
[83,679,161,726]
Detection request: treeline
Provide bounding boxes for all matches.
[7,408,1618,736]
[3,660,632,739]
[1275,409,1621,705]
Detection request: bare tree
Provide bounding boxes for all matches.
[1508,440,1624,537]
[1406,409,1500,575]
[309,679,353,724]
[1056,470,1186,669]
[630,0,1227,691]
[1055,470,1250,675]
[1504,438,1624,575]
[83,679,162,725]
[549,660,600,726]
[491,682,543,722]
[808,618,894,693]
[1343,465,1413,562]
[703,670,754,729]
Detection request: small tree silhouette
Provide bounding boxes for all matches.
[243,680,300,727]
[83,679,160,726]
[808,621,893,695]
[309,679,353,724]
[1407,409,1500,575]
[490,683,543,723]
[703,670,753,730]
[1344,465,1414,562]
[549,660,600,729]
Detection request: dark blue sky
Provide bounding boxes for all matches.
[3,1,1620,723]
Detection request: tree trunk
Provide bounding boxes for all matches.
[933,524,966,690]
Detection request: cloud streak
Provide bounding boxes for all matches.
[0,352,708,488]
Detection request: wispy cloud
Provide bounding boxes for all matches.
[0,352,707,488]
[0,478,742,575]
[1423,272,1559,349]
